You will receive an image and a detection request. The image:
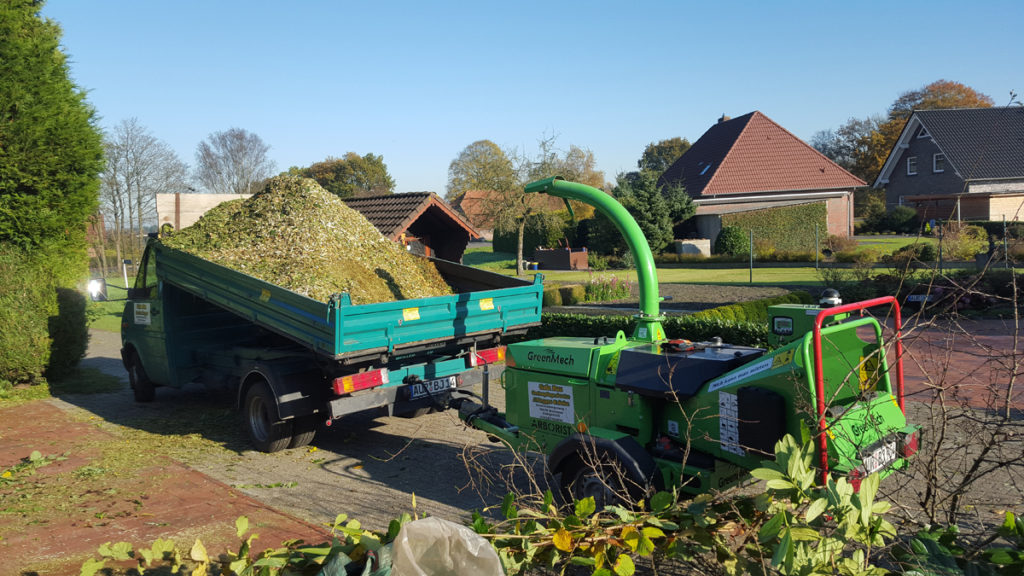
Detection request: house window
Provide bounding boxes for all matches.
[700,163,711,176]
[907,156,918,176]
[917,127,930,139]
[933,153,945,173]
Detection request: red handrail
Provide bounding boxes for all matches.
[812,296,904,483]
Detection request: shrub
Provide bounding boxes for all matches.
[941,224,988,260]
[714,226,748,256]
[0,242,90,384]
[823,234,858,254]
[542,286,563,307]
[558,284,585,305]
[865,206,920,234]
[493,212,567,256]
[691,291,813,324]
[722,202,827,252]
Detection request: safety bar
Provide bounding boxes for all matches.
[813,295,904,482]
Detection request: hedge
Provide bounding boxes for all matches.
[0,242,90,385]
[722,202,827,253]
[524,291,813,348]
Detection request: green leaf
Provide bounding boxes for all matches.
[235,516,249,539]
[651,490,674,512]
[766,478,797,491]
[569,556,597,566]
[805,498,828,523]
[858,473,879,527]
[642,526,665,541]
[787,527,822,542]
[79,558,106,576]
[759,512,785,543]
[575,496,597,518]
[501,493,517,520]
[29,450,42,462]
[750,467,786,481]
[543,489,554,515]
[613,553,636,576]
[772,529,793,568]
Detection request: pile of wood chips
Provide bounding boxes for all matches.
[163,175,453,304]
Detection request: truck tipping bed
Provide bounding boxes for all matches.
[151,242,543,361]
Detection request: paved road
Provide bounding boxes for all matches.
[78,329,529,532]
[77,315,1023,534]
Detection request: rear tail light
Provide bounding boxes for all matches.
[469,346,506,368]
[333,368,389,395]
[898,428,920,458]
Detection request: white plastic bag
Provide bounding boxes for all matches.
[391,517,503,576]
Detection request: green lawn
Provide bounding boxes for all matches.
[528,267,824,286]
[853,234,937,253]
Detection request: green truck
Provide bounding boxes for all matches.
[120,240,542,452]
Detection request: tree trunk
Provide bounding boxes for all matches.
[516,218,526,277]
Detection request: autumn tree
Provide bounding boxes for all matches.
[194,128,276,195]
[299,153,395,199]
[815,80,994,185]
[101,118,190,264]
[638,137,691,175]
[445,140,517,203]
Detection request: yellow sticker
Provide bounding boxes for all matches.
[260,289,271,302]
[858,355,879,392]
[403,307,420,322]
[479,298,494,311]
[772,349,795,368]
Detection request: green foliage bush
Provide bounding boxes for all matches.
[714,226,748,256]
[528,292,812,347]
[864,206,920,234]
[558,284,585,305]
[542,286,563,307]
[722,202,828,253]
[0,242,89,385]
[493,212,567,256]
[942,224,988,260]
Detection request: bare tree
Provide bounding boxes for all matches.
[194,127,276,195]
[100,118,190,268]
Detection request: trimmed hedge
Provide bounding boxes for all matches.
[524,291,812,348]
[0,242,90,385]
[558,284,585,305]
[691,291,813,323]
[722,202,827,253]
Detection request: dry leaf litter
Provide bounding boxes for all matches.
[163,175,453,304]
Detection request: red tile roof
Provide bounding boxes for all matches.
[660,111,865,197]
[456,189,565,230]
[344,192,478,240]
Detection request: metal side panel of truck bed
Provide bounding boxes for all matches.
[150,242,543,359]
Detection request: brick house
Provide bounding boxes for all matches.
[872,107,1024,221]
[659,111,863,242]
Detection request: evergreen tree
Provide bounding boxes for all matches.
[0,0,104,247]
[0,0,104,384]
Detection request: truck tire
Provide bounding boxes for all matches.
[243,381,293,453]
[559,452,647,510]
[127,351,155,403]
[288,415,318,449]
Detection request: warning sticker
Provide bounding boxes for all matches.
[479,298,494,311]
[134,303,151,326]
[719,391,745,456]
[402,307,420,322]
[527,381,575,425]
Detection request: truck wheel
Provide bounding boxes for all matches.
[127,351,155,403]
[288,415,318,449]
[560,453,645,510]
[244,381,293,453]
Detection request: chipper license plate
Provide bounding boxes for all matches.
[409,376,458,400]
[862,440,898,474]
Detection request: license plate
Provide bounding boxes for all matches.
[862,440,898,474]
[409,376,457,400]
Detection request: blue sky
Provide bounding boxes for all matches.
[43,0,1022,195]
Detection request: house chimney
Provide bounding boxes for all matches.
[718,114,731,124]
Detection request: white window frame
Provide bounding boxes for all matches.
[917,127,930,139]
[907,156,918,176]
[933,153,945,173]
